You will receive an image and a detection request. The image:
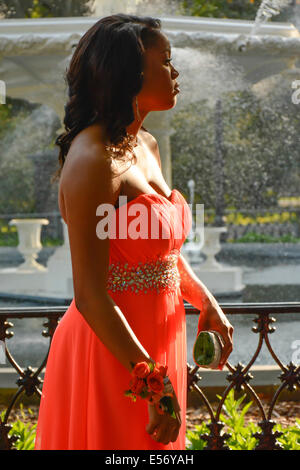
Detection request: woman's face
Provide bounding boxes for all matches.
[138,31,180,112]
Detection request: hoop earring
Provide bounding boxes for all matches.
[136,96,141,122]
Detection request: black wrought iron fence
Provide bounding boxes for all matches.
[0,302,299,450]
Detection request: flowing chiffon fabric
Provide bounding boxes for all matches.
[34,188,192,450]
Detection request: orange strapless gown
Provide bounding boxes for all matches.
[34,189,192,450]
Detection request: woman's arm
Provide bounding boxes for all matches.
[177,252,234,369]
[177,252,216,311]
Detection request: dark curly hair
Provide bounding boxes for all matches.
[51,13,162,183]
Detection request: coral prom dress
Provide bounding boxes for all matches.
[34,188,192,450]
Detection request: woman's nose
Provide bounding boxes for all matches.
[171,65,179,79]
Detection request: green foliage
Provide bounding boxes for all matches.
[171,87,300,212]
[186,389,300,450]
[179,0,293,21]
[171,99,216,208]
[186,421,209,450]
[0,220,18,246]
[180,0,260,20]
[276,421,300,450]
[0,102,13,140]
[217,389,259,450]
[0,405,37,450]
[225,211,298,225]
[0,223,64,247]
[0,97,37,139]
[41,237,63,247]
[0,0,95,18]
[232,232,300,243]
[0,97,39,214]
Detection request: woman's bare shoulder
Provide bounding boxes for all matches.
[67,124,109,163]
[60,124,121,202]
[140,126,158,148]
[140,127,161,170]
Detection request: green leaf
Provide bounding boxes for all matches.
[139,389,149,399]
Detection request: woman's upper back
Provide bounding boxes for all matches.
[58,123,122,225]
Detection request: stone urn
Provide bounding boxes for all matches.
[9,218,49,272]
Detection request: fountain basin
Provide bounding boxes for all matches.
[193,265,245,296]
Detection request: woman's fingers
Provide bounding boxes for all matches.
[218,325,234,369]
[147,410,181,445]
[146,404,160,435]
[146,415,160,436]
[152,423,169,444]
[146,421,158,435]
[151,417,180,445]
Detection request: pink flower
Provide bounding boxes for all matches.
[130,376,145,395]
[147,371,164,394]
[132,362,151,379]
[155,362,168,377]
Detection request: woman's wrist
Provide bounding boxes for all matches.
[124,360,176,418]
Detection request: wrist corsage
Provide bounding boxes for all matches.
[124,361,176,418]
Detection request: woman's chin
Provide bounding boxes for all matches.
[164,95,179,109]
[150,96,178,112]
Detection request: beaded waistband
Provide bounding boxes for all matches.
[106,250,181,295]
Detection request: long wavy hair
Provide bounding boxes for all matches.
[51,13,162,183]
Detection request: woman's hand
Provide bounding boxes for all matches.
[197,299,234,370]
[145,379,181,445]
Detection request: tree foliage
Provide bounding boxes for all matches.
[0,0,95,18]
[171,86,300,212]
[178,0,293,21]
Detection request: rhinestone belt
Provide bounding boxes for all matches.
[106,250,181,295]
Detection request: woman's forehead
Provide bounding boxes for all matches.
[147,32,171,54]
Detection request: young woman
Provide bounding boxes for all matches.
[34,13,233,451]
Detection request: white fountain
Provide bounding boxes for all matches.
[0,1,299,300]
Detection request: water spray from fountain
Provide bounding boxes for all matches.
[238,0,294,52]
[251,0,292,35]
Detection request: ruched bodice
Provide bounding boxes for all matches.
[107,189,191,287]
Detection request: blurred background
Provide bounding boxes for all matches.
[0,1,300,367]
